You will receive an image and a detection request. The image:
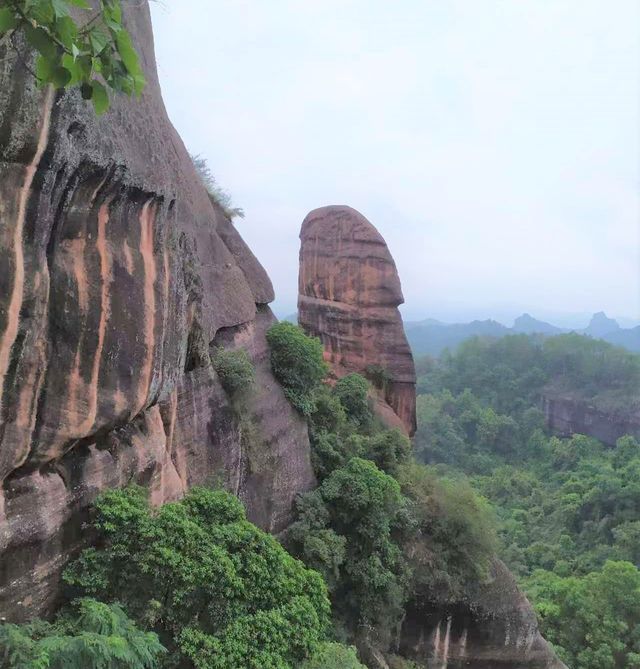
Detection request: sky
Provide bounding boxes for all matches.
[149,1,639,327]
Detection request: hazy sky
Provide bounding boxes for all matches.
[150,1,639,326]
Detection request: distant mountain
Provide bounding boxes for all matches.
[405,319,509,356]
[512,313,563,335]
[601,325,640,353]
[406,311,639,356]
[583,311,620,337]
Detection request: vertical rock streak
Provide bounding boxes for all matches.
[136,198,157,415]
[0,87,54,413]
[70,200,114,437]
[433,619,442,664]
[440,616,452,669]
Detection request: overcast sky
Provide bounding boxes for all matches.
[150,1,639,326]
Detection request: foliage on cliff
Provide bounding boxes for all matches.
[0,0,145,113]
[266,322,328,415]
[190,155,245,220]
[211,347,254,397]
[271,326,497,649]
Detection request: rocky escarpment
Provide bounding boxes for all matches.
[398,560,566,669]
[0,2,314,620]
[298,205,417,435]
[543,393,640,446]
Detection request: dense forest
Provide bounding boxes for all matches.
[414,333,640,669]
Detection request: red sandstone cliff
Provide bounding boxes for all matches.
[0,3,314,619]
[298,205,417,436]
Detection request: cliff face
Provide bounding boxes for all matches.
[298,206,417,435]
[543,394,640,446]
[0,3,314,620]
[399,561,566,669]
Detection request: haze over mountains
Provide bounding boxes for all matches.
[405,311,640,355]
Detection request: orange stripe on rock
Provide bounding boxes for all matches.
[0,86,54,413]
[136,198,157,415]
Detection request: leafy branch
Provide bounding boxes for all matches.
[0,0,146,114]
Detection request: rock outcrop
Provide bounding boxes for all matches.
[398,560,567,668]
[543,393,640,446]
[0,2,314,620]
[298,205,416,435]
[297,207,563,669]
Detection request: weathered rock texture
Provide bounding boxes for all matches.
[298,206,417,435]
[398,561,567,669]
[0,3,314,620]
[543,393,640,446]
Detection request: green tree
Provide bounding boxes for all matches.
[0,0,145,114]
[266,322,328,415]
[64,486,331,668]
[334,373,372,426]
[288,458,409,636]
[0,598,164,669]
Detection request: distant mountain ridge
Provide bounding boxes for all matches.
[405,311,640,355]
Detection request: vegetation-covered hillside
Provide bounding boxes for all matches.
[414,333,640,668]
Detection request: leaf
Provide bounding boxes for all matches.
[91,80,109,115]
[0,8,18,34]
[55,16,78,48]
[62,53,82,84]
[88,28,109,55]
[115,30,141,77]
[35,54,54,83]
[67,0,91,7]
[71,43,80,59]
[24,25,58,60]
[51,0,70,18]
[132,72,145,97]
[51,65,72,88]
[35,55,70,88]
[80,81,93,100]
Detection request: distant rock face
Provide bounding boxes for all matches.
[543,394,640,446]
[298,206,416,435]
[0,2,313,619]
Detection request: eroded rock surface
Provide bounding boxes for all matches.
[399,561,567,669]
[298,205,416,435]
[0,2,313,619]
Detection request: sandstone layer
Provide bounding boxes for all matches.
[298,205,417,435]
[0,3,314,619]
